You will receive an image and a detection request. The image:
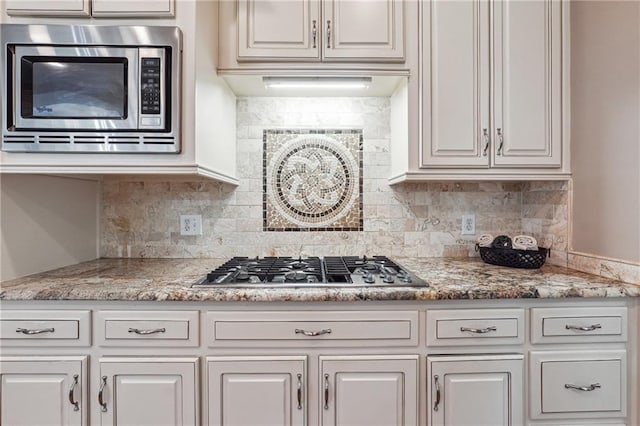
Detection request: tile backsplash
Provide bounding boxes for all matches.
[101,97,568,263]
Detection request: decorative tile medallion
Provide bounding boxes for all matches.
[263,129,363,231]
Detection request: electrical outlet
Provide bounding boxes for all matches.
[461,214,475,235]
[180,215,202,236]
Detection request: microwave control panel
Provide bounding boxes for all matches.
[138,47,166,130]
[141,58,161,114]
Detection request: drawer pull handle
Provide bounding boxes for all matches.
[16,327,55,335]
[98,376,108,412]
[433,375,441,411]
[295,328,332,337]
[324,374,330,410]
[297,374,303,410]
[460,326,497,334]
[68,374,79,411]
[565,383,601,392]
[565,324,602,332]
[128,327,166,335]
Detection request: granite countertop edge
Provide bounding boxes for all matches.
[1,257,639,302]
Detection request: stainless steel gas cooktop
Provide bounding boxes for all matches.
[192,256,428,288]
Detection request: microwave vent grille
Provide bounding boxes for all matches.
[2,134,179,152]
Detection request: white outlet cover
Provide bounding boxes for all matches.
[461,214,475,235]
[180,215,202,236]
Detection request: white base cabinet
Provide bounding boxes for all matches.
[98,358,198,426]
[0,301,636,426]
[207,356,307,426]
[427,354,524,426]
[0,356,87,426]
[320,355,418,426]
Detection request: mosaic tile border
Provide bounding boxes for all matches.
[263,129,364,232]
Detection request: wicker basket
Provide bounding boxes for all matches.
[476,244,550,269]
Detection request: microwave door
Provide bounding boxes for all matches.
[13,46,138,131]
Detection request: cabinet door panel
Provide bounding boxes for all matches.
[99,358,197,426]
[323,0,404,61]
[321,355,418,426]
[207,356,306,426]
[238,0,321,60]
[428,355,523,426]
[421,0,490,167]
[493,0,562,167]
[5,0,89,16]
[92,0,174,17]
[0,357,85,426]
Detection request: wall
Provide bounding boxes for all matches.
[0,174,99,281]
[101,97,567,263]
[571,1,640,263]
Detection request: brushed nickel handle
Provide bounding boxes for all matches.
[460,326,497,334]
[296,374,303,410]
[433,375,441,411]
[324,374,330,410]
[565,324,602,332]
[482,128,490,156]
[68,374,79,412]
[295,328,332,337]
[312,20,317,48]
[565,383,601,392]
[16,327,55,335]
[326,20,331,48]
[98,376,107,412]
[128,327,166,335]
[496,128,504,155]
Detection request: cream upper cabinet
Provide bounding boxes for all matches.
[5,0,174,17]
[492,0,562,167]
[322,0,404,61]
[91,0,175,17]
[237,0,321,60]
[235,0,404,62]
[421,0,490,167]
[5,0,90,16]
[415,0,565,176]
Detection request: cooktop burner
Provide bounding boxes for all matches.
[192,256,428,288]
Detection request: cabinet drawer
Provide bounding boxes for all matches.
[426,309,524,346]
[531,307,627,344]
[0,310,90,346]
[96,311,199,347]
[206,311,419,347]
[530,351,627,420]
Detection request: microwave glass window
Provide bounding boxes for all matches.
[21,58,127,119]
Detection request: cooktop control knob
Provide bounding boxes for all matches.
[382,274,395,284]
[364,273,376,284]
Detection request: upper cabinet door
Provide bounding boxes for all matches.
[91,0,175,17]
[492,0,562,167]
[322,0,405,61]
[5,0,90,16]
[421,0,491,167]
[237,0,321,61]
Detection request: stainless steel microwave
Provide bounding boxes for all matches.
[1,24,182,153]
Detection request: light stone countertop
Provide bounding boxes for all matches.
[1,257,639,302]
